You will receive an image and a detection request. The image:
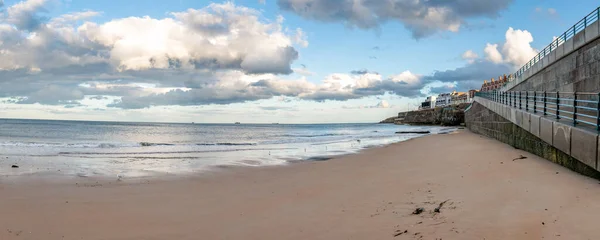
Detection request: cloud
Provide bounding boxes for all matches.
[293,66,314,76]
[0,1,308,106]
[482,27,537,67]
[277,0,513,38]
[484,43,503,63]
[5,0,48,31]
[48,10,101,26]
[502,27,537,66]
[110,70,431,108]
[375,100,390,108]
[461,50,478,63]
[350,69,377,75]
[425,61,512,90]
[259,0,266,4]
[292,28,308,47]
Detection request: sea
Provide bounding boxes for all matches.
[0,119,455,178]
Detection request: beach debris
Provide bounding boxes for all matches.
[396,131,430,134]
[412,207,425,215]
[542,222,545,225]
[394,230,408,237]
[434,200,450,213]
[11,165,18,168]
[512,155,527,161]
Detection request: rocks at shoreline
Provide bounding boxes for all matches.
[396,131,431,134]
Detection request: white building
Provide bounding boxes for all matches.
[419,96,437,110]
[435,93,452,107]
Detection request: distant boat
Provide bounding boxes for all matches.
[272,123,279,125]
[191,122,195,124]
[234,122,241,124]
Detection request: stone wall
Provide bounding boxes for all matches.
[466,101,600,179]
[511,31,600,93]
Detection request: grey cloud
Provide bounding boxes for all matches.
[350,69,378,75]
[16,85,85,105]
[301,91,360,102]
[428,85,456,95]
[5,0,48,31]
[424,60,511,90]
[353,80,425,98]
[350,69,368,75]
[89,95,109,100]
[0,1,304,108]
[241,46,299,75]
[277,0,513,38]
[259,106,296,111]
[108,88,267,109]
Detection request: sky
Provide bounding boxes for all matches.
[0,0,599,123]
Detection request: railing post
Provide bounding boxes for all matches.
[533,91,537,113]
[519,91,522,109]
[544,91,547,115]
[556,91,560,119]
[509,92,512,107]
[525,91,529,111]
[573,92,578,126]
[597,92,600,131]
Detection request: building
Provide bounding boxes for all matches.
[435,93,452,107]
[480,75,508,92]
[419,96,437,110]
[451,91,469,104]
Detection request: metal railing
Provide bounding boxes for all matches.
[476,91,600,131]
[511,7,600,79]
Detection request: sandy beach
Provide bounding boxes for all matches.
[3,130,600,239]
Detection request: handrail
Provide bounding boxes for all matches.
[476,91,600,131]
[510,7,600,81]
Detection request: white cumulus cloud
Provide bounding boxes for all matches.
[461,50,479,63]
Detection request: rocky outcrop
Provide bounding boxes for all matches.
[379,116,397,124]
[401,103,470,126]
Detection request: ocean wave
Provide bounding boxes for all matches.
[0,141,137,148]
[58,147,296,155]
[272,133,347,138]
[139,142,176,147]
[196,143,257,146]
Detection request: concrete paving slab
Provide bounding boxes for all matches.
[553,122,572,155]
[540,117,553,145]
[574,30,586,50]
[530,114,541,137]
[571,127,598,169]
[564,37,574,54]
[586,21,599,43]
[521,112,531,132]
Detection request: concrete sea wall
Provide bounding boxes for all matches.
[465,99,600,179]
[503,20,600,92]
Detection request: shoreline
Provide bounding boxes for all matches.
[4,130,600,239]
[0,128,446,183]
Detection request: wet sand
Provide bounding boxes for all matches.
[3,130,600,239]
